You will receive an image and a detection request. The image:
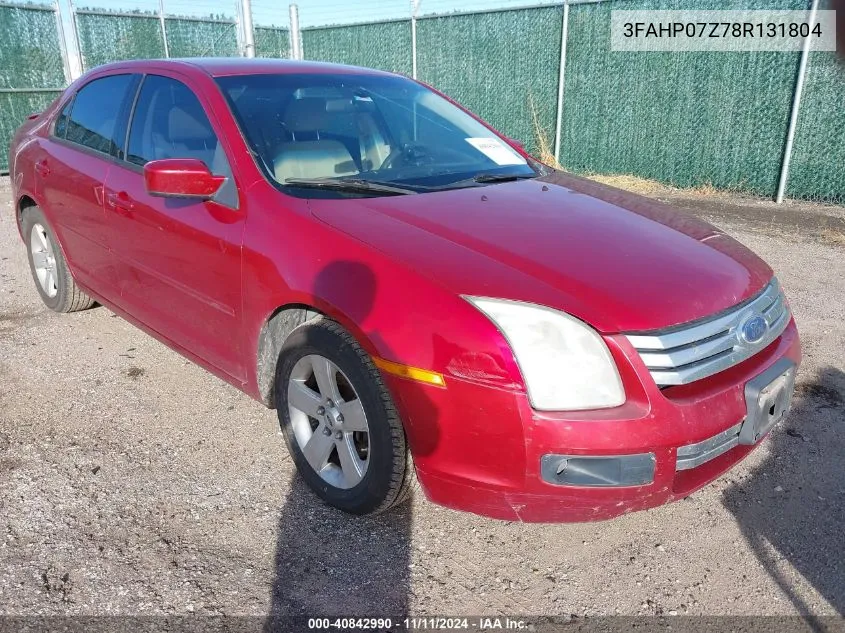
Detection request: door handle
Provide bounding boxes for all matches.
[106,191,135,213]
[35,160,50,177]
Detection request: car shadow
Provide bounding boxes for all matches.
[264,260,440,627]
[722,365,845,615]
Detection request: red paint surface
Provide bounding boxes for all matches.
[9,59,801,522]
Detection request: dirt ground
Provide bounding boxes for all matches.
[0,175,843,620]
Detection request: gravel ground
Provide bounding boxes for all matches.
[0,176,843,619]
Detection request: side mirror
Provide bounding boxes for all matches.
[143,158,225,199]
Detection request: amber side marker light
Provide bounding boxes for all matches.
[373,357,446,387]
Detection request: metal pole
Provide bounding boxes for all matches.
[53,0,72,82]
[158,0,169,58]
[234,0,244,56]
[553,0,569,165]
[240,0,255,58]
[776,0,820,204]
[410,0,420,79]
[67,0,84,75]
[289,3,301,60]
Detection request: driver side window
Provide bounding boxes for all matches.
[127,75,227,176]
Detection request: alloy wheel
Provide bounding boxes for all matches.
[30,223,58,298]
[287,354,371,489]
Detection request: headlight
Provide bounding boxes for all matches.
[465,297,625,411]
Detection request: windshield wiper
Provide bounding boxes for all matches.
[428,172,538,191]
[472,172,537,183]
[283,177,417,196]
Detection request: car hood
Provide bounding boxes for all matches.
[308,171,773,333]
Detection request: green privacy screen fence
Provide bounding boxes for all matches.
[255,26,290,59]
[0,3,66,173]
[1,0,842,203]
[76,14,289,65]
[75,11,239,68]
[75,13,165,66]
[297,1,843,205]
[75,12,288,66]
[0,0,288,172]
[565,0,842,203]
[560,0,806,198]
[301,20,412,75]
[786,0,844,202]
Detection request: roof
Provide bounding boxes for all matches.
[85,58,398,78]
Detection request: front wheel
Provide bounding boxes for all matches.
[275,317,412,515]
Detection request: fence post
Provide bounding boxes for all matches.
[775,0,820,203]
[553,0,570,165]
[289,3,302,60]
[234,0,243,55]
[53,0,72,82]
[66,0,85,75]
[410,0,420,79]
[240,0,255,58]
[158,0,170,58]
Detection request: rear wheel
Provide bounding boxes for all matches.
[275,317,412,515]
[22,207,95,313]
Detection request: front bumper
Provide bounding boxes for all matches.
[385,318,801,523]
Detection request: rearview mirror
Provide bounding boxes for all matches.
[143,158,225,200]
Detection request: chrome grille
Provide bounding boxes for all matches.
[625,279,791,387]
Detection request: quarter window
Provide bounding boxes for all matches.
[64,74,136,157]
[54,99,73,139]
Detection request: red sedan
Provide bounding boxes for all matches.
[8,59,800,522]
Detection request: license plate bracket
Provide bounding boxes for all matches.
[739,358,797,445]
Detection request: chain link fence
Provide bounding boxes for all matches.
[75,11,167,65]
[787,0,844,203]
[302,19,412,75]
[0,0,842,204]
[75,11,239,69]
[0,2,66,173]
[561,0,806,198]
[283,0,844,205]
[255,25,290,58]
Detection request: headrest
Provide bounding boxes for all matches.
[168,106,212,143]
[283,98,331,133]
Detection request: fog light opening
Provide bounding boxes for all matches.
[541,453,655,487]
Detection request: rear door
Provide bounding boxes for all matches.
[102,72,245,380]
[39,73,140,297]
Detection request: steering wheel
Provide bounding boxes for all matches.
[380,143,436,171]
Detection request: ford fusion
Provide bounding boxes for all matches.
[8,59,800,521]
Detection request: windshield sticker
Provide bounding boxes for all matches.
[465,137,527,166]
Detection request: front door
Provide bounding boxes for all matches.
[102,72,245,381]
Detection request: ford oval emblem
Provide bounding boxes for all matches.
[740,314,768,344]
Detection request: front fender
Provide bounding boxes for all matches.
[240,188,526,406]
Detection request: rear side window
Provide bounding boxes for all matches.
[65,74,136,157]
[127,75,222,173]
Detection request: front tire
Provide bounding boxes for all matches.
[275,317,412,515]
[22,206,95,313]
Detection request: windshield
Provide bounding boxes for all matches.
[216,72,537,197]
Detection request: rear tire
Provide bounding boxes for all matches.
[22,206,95,313]
[275,317,412,515]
